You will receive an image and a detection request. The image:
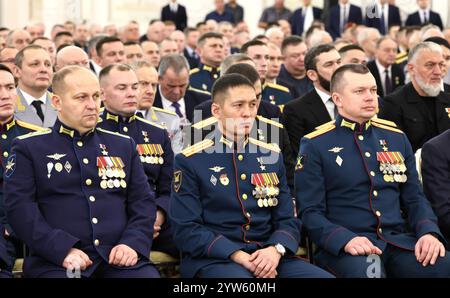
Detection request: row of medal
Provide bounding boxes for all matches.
[97,156,127,189]
[136,144,165,165]
[376,151,408,183]
[251,173,280,208]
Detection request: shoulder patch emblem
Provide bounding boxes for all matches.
[173,170,182,192]
[5,154,16,178]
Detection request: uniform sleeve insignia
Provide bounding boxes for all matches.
[173,170,182,193]
[5,154,16,178]
[295,155,305,171]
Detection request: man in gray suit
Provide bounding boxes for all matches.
[13,45,57,127]
[133,61,184,154]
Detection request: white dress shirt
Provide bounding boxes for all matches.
[315,87,335,120]
[19,88,48,106]
[303,6,314,33]
[160,87,187,122]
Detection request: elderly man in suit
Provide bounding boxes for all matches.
[14,45,57,128]
[379,42,450,152]
[366,37,405,98]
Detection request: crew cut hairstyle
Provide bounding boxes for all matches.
[330,64,370,93]
[212,73,254,105]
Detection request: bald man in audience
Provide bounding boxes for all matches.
[55,45,90,71]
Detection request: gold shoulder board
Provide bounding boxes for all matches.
[249,138,281,153]
[256,115,284,129]
[181,139,214,157]
[304,124,336,139]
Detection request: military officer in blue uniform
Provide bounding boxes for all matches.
[170,73,333,278]
[0,64,47,275]
[98,63,177,257]
[262,82,293,109]
[189,32,224,94]
[295,64,450,278]
[4,66,159,278]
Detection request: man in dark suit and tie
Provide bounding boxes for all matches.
[367,37,405,98]
[289,0,323,36]
[153,55,209,124]
[406,0,443,30]
[365,0,401,36]
[161,0,188,32]
[183,28,200,69]
[326,0,363,40]
[282,44,342,157]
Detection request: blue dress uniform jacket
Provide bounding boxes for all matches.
[262,82,293,109]
[0,223,10,276]
[170,131,300,277]
[0,118,46,235]
[98,110,174,215]
[4,119,156,277]
[189,64,220,94]
[295,116,444,257]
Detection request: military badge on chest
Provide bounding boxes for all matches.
[46,153,72,179]
[97,144,127,189]
[376,140,407,183]
[251,172,280,208]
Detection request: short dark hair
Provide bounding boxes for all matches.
[54,31,73,40]
[197,32,223,48]
[331,64,370,93]
[0,63,13,76]
[184,27,198,36]
[281,35,304,54]
[96,36,123,57]
[124,41,139,47]
[212,73,254,105]
[240,39,266,54]
[31,36,51,44]
[424,36,450,50]
[224,63,260,85]
[338,44,365,55]
[305,44,336,71]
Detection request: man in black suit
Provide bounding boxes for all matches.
[183,28,200,69]
[282,44,342,157]
[365,0,401,36]
[161,0,188,31]
[289,0,323,36]
[326,0,363,40]
[367,37,405,98]
[406,0,443,30]
[421,129,450,247]
[379,42,450,152]
[153,54,209,124]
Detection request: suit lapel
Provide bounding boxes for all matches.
[154,91,164,109]
[307,90,332,124]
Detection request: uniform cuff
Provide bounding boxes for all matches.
[207,235,241,260]
[265,230,299,255]
[322,227,356,256]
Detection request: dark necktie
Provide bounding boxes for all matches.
[423,11,428,24]
[31,100,45,122]
[172,102,184,119]
[384,69,392,95]
[341,6,347,33]
[380,6,386,35]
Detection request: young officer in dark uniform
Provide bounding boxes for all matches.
[4,66,159,278]
[296,64,450,278]
[170,73,333,278]
[97,63,177,257]
[0,64,47,276]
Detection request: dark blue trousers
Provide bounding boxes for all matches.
[315,244,450,278]
[0,268,12,278]
[198,257,335,278]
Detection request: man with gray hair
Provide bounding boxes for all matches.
[153,54,210,124]
[357,28,381,61]
[379,42,450,152]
